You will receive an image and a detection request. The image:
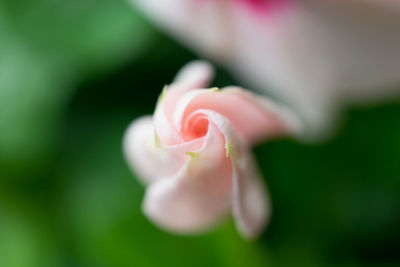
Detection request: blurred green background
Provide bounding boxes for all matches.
[0,0,399,266]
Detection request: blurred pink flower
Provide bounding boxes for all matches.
[124,61,299,238]
[131,0,400,139]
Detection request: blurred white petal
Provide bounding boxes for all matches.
[173,60,215,89]
[131,0,400,139]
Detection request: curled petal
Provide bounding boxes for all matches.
[173,87,300,144]
[124,61,282,238]
[153,61,215,145]
[154,101,183,145]
[123,116,203,184]
[193,110,270,238]
[232,152,271,239]
[143,123,232,232]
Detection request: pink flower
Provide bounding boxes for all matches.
[124,61,299,238]
[130,0,400,139]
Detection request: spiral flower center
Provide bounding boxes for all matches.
[182,113,210,141]
[188,115,209,138]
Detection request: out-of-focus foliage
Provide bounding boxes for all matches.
[0,0,399,266]
[0,0,153,172]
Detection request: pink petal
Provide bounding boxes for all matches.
[231,151,271,239]
[153,61,215,145]
[192,110,270,238]
[234,0,292,16]
[143,122,233,233]
[173,87,300,145]
[123,116,204,184]
[154,100,183,145]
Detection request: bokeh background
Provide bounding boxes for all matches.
[1,0,399,266]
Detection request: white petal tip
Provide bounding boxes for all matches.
[173,60,215,88]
